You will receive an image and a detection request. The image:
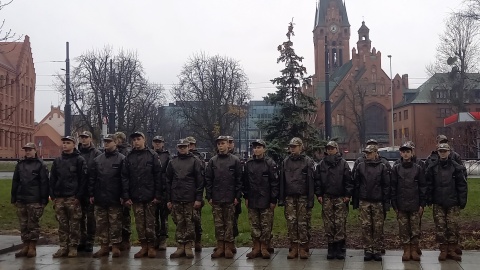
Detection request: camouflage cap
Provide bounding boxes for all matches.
[251,139,266,147]
[216,135,229,142]
[79,131,92,138]
[226,136,234,142]
[114,132,126,141]
[61,136,76,143]
[366,139,378,145]
[399,143,413,151]
[436,135,448,143]
[177,138,189,147]
[363,144,378,153]
[326,141,338,148]
[152,136,164,142]
[288,137,303,146]
[437,143,451,151]
[185,136,196,144]
[129,131,145,139]
[22,142,36,149]
[103,134,116,141]
[405,141,415,149]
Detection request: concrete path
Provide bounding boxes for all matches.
[0,245,478,270]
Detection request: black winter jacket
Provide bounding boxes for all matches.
[156,149,171,198]
[11,157,49,205]
[353,155,392,178]
[315,153,353,198]
[89,149,126,207]
[205,153,242,203]
[426,150,466,177]
[353,158,390,207]
[393,156,425,169]
[279,154,315,208]
[79,143,102,200]
[426,158,467,209]
[117,143,132,156]
[391,161,427,212]
[243,156,279,209]
[121,148,162,203]
[166,153,204,203]
[50,150,88,199]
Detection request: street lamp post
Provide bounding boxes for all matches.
[388,55,394,147]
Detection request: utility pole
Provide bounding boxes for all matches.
[108,59,115,133]
[388,55,394,147]
[64,42,71,136]
[324,36,331,140]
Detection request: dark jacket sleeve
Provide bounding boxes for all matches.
[242,162,250,200]
[194,158,204,202]
[307,158,315,209]
[11,162,20,204]
[39,161,50,205]
[425,166,434,206]
[454,165,468,209]
[165,159,173,203]
[269,159,279,204]
[417,165,427,208]
[121,157,130,200]
[75,157,88,200]
[205,159,213,201]
[49,159,58,199]
[152,153,163,200]
[234,158,243,200]
[314,161,322,197]
[278,160,286,206]
[88,158,98,198]
[352,163,361,209]
[390,165,399,210]
[343,160,353,197]
[381,164,391,211]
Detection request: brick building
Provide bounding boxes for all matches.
[33,106,64,158]
[0,36,36,158]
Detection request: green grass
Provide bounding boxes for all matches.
[2,177,480,246]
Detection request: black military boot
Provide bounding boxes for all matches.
[327,243,335,260]
[335,241,345,260]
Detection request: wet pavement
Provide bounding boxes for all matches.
[0,246,478,270]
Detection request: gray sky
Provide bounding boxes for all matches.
[1,0,466,121]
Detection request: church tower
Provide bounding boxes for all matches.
[313,0,350,81]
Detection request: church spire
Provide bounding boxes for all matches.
[314,0,350,29]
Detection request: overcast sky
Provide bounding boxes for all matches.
[1,0,466,121]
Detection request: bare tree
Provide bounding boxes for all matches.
[344,81,368,148]
[172,53,250,150]
[427,13,480,112]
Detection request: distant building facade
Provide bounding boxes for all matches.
[0,36,36,158]
[33,106,64,158]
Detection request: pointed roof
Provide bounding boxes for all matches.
[0,35,32,73]
[358,21,370,33]
[315,0,350,28]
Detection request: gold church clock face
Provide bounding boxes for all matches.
[330,24,338,33]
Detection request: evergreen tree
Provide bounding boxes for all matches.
[259,21,323,162]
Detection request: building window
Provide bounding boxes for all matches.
[398,112,402,121]
[399,129,403,139]
[437,108,452,118]
[394,130,397,139]
[393,113,397,122]
[436,90,448,99]
[404,110,408,120]
[404,128,409,138]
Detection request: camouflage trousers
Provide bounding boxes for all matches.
[284,196,312,244]
[233,200,242,238]
[171,202,195,243]
[155,202,169,242]
[359,200,384,253]
[248,208,274,242]
[132,202,156,243]
[94,205,123,245]
[53,197,82,248]
[211,202,235,242]
[397,211,420,244]
[433,204,460,244]
[322,197,348,243]
[16,202,44,242]
[80,200,96,245]
[122,206,131,242]
[193,202,203,242]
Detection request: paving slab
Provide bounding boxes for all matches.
[0,235,22,255]
[0,245,478,270]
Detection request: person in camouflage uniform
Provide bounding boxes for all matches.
[50,136,88,258]
[353,145,390,261]
[77,131,102,252]
[186,136,205,252]
[121,131,162,259]
[89,134,126,258]
[426,143,467,261]
[11,143,49,258]
[227,136,242,254]
[152,135,171,250]
[115,131,132,251]
[205,136,242,259]
[314,141,352,260]
[391,143,426,261]
[279,137,315,260]
[166,139,204,259]
[243,139,279,259]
